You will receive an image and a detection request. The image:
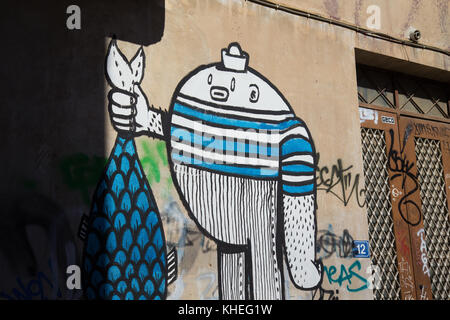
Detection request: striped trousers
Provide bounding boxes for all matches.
[174,163,283,300]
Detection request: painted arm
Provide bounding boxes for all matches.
[105,39,166,139]
[280,119,322,289]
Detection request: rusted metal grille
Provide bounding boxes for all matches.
[414,137,450,300]
[360,128,402,300]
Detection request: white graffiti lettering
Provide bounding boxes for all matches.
[417,229,431,277]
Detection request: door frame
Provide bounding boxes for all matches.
[360,105,450,300]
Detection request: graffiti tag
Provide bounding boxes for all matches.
[316,154,366,208]
[413,122,450,139]
[311,286,339,300]
[323,260,369,292]
[316,225,354,259]
[417,229,431,277]
[0,271,61,300]
[387,129,421,226]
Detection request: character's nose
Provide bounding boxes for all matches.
[210,86,229,102]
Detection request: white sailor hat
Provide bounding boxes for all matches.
[221,43,249,72]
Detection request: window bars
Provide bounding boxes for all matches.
[357,65,449,119]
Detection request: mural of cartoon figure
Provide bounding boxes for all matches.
[107,41,322,300]
[81,40,177,300]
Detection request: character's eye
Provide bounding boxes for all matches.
[230,77,236,92]
[207,74,213,85]
[249,84,259,103]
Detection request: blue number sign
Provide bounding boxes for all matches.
[352,240,370,258]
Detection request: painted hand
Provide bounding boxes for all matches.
[105,40,165,138]
[105,39,152,135]
[107,84,151,135]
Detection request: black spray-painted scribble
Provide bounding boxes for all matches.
[316,226,354,259]
[413,122,450,139]
[316,153,366,208]
[311,286,339,300]
[388,129,421,226]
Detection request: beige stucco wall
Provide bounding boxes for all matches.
[103,0,447,300]
[282,0,449,51]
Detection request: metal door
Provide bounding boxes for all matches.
[397,116,450,300]
[360,107,450,300]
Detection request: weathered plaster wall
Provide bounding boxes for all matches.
[282,0,449,51]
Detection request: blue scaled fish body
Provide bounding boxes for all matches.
[81,40,175,300]
[83,135,167,300]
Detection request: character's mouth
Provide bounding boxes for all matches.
[210,86,229,102]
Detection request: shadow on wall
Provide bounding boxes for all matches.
[0,0,165,299]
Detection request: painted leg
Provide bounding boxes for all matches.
[248,193,282,300]
[249,236,282,300]
[218,249,246,300]
[241,179,282,300]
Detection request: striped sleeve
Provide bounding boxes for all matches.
[280,120,316,196]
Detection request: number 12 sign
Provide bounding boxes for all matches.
[352,240,371,258]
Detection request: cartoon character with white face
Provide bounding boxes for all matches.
[108,42,322,300]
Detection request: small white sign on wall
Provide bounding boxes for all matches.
[381,115,395,124]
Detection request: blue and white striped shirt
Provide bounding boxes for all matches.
[170,93,315,196]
